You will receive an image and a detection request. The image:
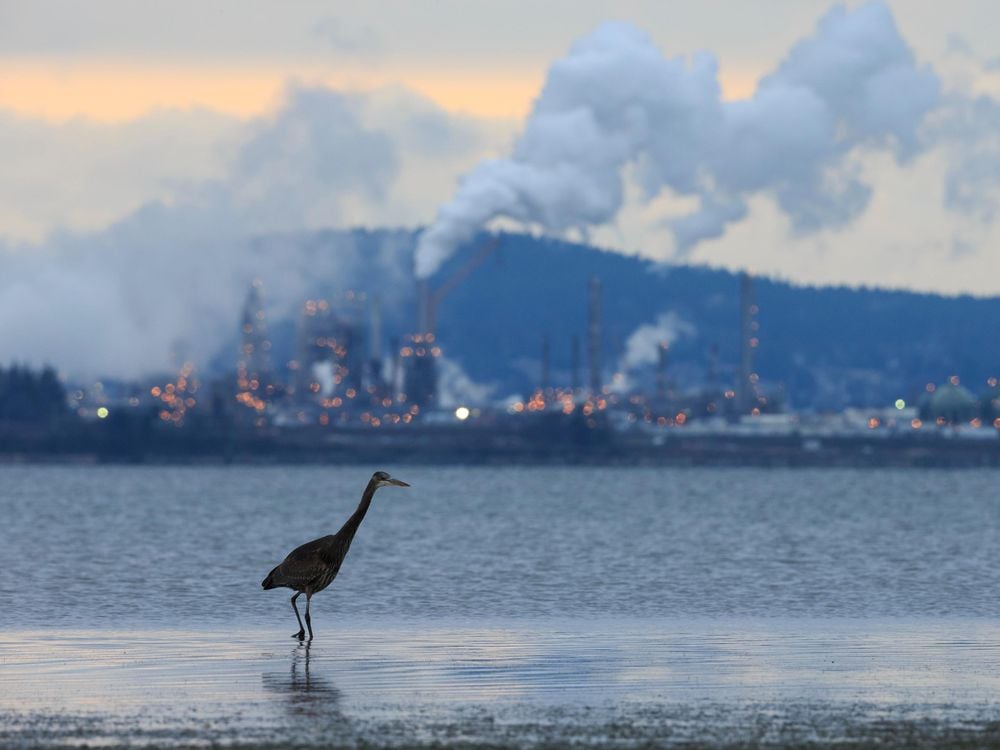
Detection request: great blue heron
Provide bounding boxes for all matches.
[262,470,409,640]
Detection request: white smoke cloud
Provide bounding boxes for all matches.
[0,78,512,379]
[311,361,336,397]
[0,78,512,377]
[435,355,496,408]
[228,85,399,233]
[621,312,696,372]
[415,2,941,277]
[0,200,417,378]
[0,86,414,378]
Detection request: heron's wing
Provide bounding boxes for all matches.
[270,535,335,587]
[284,535,334,562]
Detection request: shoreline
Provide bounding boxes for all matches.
[8,414,1000,468]
[5,620,1000,748]
[3,435,1000,468]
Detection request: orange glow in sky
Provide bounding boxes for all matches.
[1,61,759,123]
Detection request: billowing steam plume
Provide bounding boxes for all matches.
[0,87,411,378]
[621,312,695,372]
[415,2,940,277]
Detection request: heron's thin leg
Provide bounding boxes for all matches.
[304,594,314,641]
[291,592,305,640]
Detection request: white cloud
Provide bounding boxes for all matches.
[0,107,240,242]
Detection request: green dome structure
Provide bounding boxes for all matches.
[920,382,978,424]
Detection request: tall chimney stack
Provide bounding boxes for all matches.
[656,342,668,402]
[707,342,719,389]
[587,276,602,397]
[416,279,431,335]
[541,332,551,397]
[368,294,383,386]
[738,272,757,414]
[571,335,581,395]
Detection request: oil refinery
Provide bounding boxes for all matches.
[44,232,1000,468]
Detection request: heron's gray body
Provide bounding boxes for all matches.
[261,470,408,640]
[261,531,355,596]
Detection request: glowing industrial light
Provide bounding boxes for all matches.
[96,407,109,419]
[894,399,906,410]
[455,406,470,421]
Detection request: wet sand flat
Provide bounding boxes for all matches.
[4,618,1000,748]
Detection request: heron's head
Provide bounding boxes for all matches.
[372,470,410,489]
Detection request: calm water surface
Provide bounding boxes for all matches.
[2,466,1000,747]
[3,465,1000,624]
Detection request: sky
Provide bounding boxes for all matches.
[1,1,999,375]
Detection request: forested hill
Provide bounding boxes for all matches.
[428,232,998,410]
[248,229,998,411]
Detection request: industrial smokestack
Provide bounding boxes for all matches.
[368,294,383,387]
[238,279,272,394]
[416,279,431,335]
[588,276,602,397]
[369,295,382,361]
[571,335,581,395]
[541,332,551,397]
[707,342,719,392]
[656,342,668,402]
[738,272,757,414]
[390,335,401,399]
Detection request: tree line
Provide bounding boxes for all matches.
[0,364,67,423]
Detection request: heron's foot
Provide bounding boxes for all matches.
[293,630,305,641]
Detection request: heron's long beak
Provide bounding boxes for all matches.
[388,478,410,487]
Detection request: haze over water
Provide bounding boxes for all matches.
[4,465,1000,747]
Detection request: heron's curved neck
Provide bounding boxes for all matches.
[342,480,378,536]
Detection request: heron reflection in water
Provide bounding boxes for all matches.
[262,471,409,640]
[261,642,342,719]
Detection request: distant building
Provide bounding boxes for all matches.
[737,272,760,415]
[235,280,274,413]
[920,378,978,425]
[294,294,366,403]
[588,276,602,397]
[400,333,440,408]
